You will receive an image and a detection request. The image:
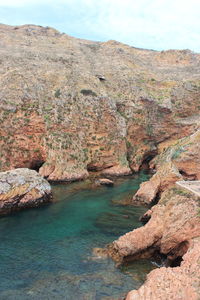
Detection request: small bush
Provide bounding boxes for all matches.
[80,89,97,97]
[55,89,61,98]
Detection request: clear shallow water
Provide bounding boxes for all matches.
[0,172,155,300]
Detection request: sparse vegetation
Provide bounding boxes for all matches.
[80,89,97,97]
[55,89,61,98]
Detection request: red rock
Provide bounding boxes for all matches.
[126,238,200,300]
[101,166,132,177]
[109,188,200,263]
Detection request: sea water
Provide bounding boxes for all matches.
[0,172,155,300]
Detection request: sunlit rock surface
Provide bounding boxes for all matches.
[0,24,200,181]
[0,168,52,215]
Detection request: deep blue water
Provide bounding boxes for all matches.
[0,173,155,300]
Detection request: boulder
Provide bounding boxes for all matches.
[0,168,52,215]
[101,166,132,177]
[97,178,114,186]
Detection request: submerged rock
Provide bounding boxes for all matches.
[96,178,114,186]
[91,247,108,259]
[0,168,52,215]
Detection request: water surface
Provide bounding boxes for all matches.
[0,172,155,300]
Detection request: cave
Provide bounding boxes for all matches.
[30,160,45,172]
[166,240,189,267]
[150,190,162,207]
[87,163,101,172]
[139,150,158,171]
[170,256,183,267]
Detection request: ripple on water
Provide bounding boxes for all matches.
[0,172,155,300]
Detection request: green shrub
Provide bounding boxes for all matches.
[55,89,61,98]
[80,89,97,97]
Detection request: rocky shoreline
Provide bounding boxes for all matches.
[0,23,199,299]
[0,168,52,215]
[107,135,200,299]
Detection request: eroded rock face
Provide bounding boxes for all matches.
[126,238,200,300]
[0,168,52,215]
[108,188,200,263]
[109,130,200,299]
[133,130,200,205]
[0,24,200,181]
[101,166,132,177]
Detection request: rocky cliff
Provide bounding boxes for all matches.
[0,24,200,181]
[0,23,200,299]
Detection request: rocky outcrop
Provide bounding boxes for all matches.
[0,24,200,181]
[108,187,200,263]
[101,166,132,177]
[133,129,200,205]
[108,182,200,299]
[39,165,89,182]
[0,168,52,215]
[133,162,182,205]
[126,238,200,300]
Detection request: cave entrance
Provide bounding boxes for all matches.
[30,160,45,172]
[139,150,158,171]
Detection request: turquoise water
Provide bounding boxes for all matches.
[0,173,155,300]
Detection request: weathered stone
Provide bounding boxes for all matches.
[0,168,52,215]
[0,24,200,181]
[101,166,132,177]
[132,130,200,205]
[126,238,200,300]
[108,188,200,263]
[96,178,114,186]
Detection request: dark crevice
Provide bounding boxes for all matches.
[170,256,183,267]
[87,163,113,172]
[30,160,45,172]
[149,190,161,208]
[139,150,158,171]
[139,213,151,225]
[179,169,197,180]
[166,240,189,267]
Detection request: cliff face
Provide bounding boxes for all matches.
[126,238,200,300]
[132,129,200,205]
[0,24,200,180]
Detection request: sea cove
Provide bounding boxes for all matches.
[0,173,154,300]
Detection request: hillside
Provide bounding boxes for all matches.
[0,24,200,181]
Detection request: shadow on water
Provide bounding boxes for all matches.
[0,171,155,300]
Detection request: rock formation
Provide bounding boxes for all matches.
[0,168,52,215]
[126,238,200,300]
[0,24,200,181]
[0,23,200,299]
[108,131,200,299]
[133,129,200,205]
[109,187,200,263]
